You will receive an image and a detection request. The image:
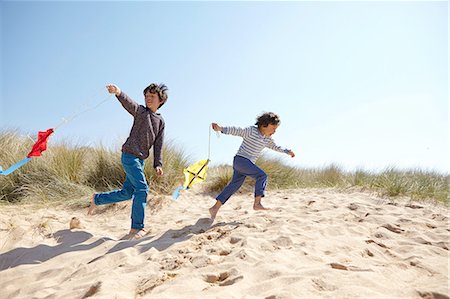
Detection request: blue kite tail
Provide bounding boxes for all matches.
[172,186,185,201]
[0,157,32,176]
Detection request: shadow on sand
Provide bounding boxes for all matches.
[0,230,112,271]
[87,217,242,264]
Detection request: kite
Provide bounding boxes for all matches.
[0,90,112,177]
[0,128,54,176]
[172,126,217,200]
[28,128,54,157]
[172,159,210,200]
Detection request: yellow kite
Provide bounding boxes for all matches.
[172,159,210,200]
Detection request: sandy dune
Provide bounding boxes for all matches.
[0,189,448,299]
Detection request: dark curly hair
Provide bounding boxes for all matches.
[143,83,168,108]
[255,112,280,128]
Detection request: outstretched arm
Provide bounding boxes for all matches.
[211,123,250,138]
[106,84,139,116]
[267,139,295,158]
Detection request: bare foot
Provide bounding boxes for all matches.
[87,194,96,215]
[253,203,271,210]
[209,200,222,220]
[209,206,219,220]
[128,228,148,240]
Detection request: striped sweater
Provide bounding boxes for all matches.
[222,126,289,163]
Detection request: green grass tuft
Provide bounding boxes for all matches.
[1,131,448,205]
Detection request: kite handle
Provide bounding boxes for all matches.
[172,186,184,200]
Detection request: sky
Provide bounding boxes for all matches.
[1,1,448,174]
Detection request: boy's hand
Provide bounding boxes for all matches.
[155,166,164,176]
[106,84,121,96]
[287,150,295,158]
[211,123,222,132]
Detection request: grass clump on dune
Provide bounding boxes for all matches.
[0,131,189,204]
[205,157,449,204]
[0,131,448,205]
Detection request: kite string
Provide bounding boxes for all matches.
[1,86,112,176]
[208,124,221,161]
[23,86,110,142]
[53,87,113,131]
[208,125,211,160]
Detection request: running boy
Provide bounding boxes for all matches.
[88,83,168,239]
[209,112,295,219]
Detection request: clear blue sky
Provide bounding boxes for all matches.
[1,1,448,173]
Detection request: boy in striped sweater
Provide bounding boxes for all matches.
[209,112,295,219]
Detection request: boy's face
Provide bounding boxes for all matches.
[145,91,161,111]
[260,124,279,137]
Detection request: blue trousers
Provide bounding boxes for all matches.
[216,155,267,204]
[94,152,149,230]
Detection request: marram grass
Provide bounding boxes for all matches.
[0,131,189,204]
[0,131,448,205]
[205,158,449,204]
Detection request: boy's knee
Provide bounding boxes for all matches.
[135,188,148,195]
[134,189,148,202]
[121,188,134,198]
[257,171,267,180]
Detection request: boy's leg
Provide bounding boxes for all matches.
[216,169,246,204]
[122,156,148,230]
[232,156,269,210]
[94,178,134,205]
[211,170,245,219]
[211,156,248,218]
[88,154,135,215]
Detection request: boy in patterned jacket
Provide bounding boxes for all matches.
[88,83,167,239]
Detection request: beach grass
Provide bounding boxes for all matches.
[205,157,449,204]
[0,131,448,204]
[0,131,189,205]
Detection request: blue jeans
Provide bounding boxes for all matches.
[216,155,267,204]
[94,152,149,230]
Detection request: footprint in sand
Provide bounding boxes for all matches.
[272,236,294,248]
[203,268,243,286]
[190,255,212,268]
[311,278,337,291]
[159,256,184,270]
[229,235,244,244]
[136,273,177,297]
[206,247,232,256]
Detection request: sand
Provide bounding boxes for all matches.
[0,189,448,299]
